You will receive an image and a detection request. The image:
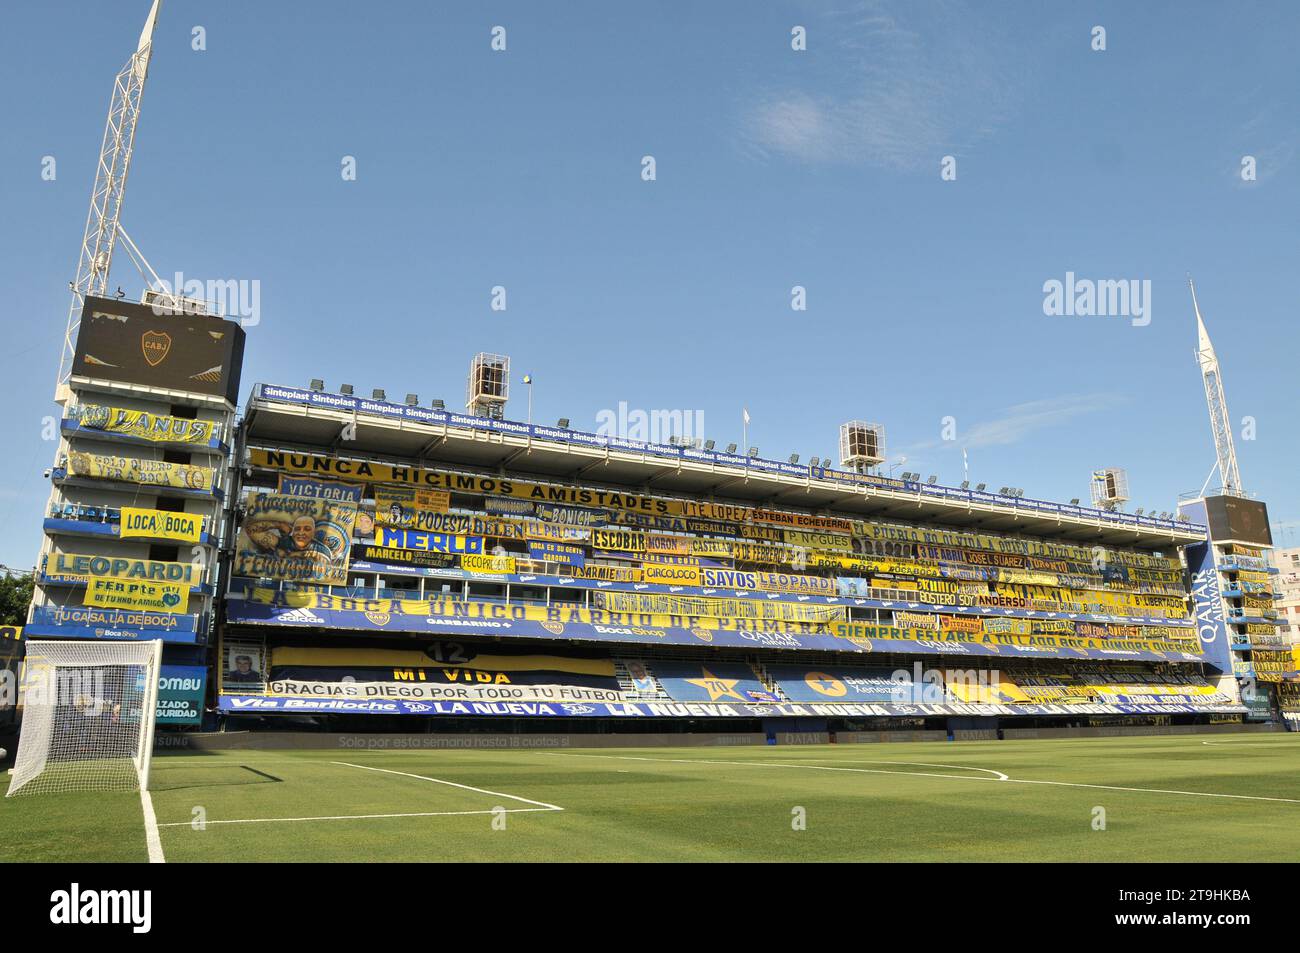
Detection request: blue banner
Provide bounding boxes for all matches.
[157,665,206,725]
[378,527,484,554]
[224,595,1202,664]
[218,694,1245,719]
[26,605,202,644]
[527,540,586,567]
[1186,540,1231,673]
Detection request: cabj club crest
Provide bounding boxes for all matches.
[141,329,172,366]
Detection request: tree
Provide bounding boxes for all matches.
[0,570,34,627]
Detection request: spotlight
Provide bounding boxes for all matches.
[309,379,324,392]
[557,418,570,428]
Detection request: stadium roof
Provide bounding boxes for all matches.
[242,384,1206,550]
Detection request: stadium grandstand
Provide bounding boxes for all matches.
[192,374,1289,739]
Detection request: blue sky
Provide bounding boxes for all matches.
[0,0,1297,568]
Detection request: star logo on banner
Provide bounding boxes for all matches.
[805,672,847,697]
[685,669,744,702]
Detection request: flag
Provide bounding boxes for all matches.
[743,408,750,426]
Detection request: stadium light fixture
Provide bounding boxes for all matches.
[557,418,570,428]
[1070,498,1080,505]
[372,388,386,401]
[704,439,715,451]
[748,447,759,457]
[975,483,986,492]
[431,399,445,410]
[1135,507,1144,515]
[810,457,820,467]
[309,379,324,392]
[960,481,969,490]
[667,436,677,446]
[340,383,354,396]
[726,443,737,454]
[999,487,1009,495]
[405,393,418,406]
[927,474,937,484]
[789,453,799,464]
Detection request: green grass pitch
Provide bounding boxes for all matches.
[3,733,1299,862]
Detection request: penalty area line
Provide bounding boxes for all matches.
[157,807,555,828]
[538,752,1300,805]
[330,760,565,811]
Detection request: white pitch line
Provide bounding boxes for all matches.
[538,752,1005,785]
[833,759,1009,781]
[330,760,564,811]
[1003,777,1300,804]
[140,789,165,863]
[540,752,1300,805]
[157,807,554,828]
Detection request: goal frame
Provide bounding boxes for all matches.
[5,638,163,797]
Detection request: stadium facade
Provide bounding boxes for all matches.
[17,293,1300,741]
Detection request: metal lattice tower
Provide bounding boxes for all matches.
[55,0,162,403]
[1190,278,1243,497]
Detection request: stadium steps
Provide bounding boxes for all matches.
[749,659,790,702]
[613,659,669,700]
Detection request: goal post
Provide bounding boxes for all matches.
[5,639,163,797]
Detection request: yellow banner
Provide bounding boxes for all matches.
[84,576,189,614]
[645,534,692,556]
[591,528,646,551]
[785,530,853,551]
[374,486,450,528]
[597,591,841,623]
[641,563,703,586]
[462,553,516,574]
[250,449,687,516]
[67,451,214,491]
[76,405,215,444]
[894,611,939,629]
[560,564,642,582]
[752,509,853,533]
[833,621,1202,656]
[48,552,198,586]
[120,507,203,543]
[679,501,753,522]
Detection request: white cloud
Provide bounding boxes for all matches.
[902,393,1129,455]
[742,0,1024,170]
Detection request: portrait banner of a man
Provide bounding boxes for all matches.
[233,492,358,585]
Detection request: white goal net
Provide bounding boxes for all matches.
[6,639,162,797]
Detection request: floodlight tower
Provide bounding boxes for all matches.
[839,421,886,473]
[1090,467,1129,512]
[1190,278,1243,497]
[466,353,510,419]
[55,0,163,404]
